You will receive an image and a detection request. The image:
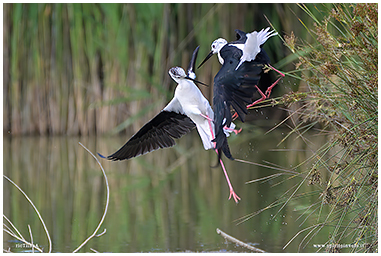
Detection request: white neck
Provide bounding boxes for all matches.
[217,52,224,65]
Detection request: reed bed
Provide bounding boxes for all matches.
[248,3,377,252]
[4,3,318,135]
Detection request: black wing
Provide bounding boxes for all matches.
[232,29,247,44]
[187,46,200,77]
[212,45,269,159]
[101,111,196,161]
[214,45,266,122]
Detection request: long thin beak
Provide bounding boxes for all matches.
[197,51,214,69]
[185,76,209,87]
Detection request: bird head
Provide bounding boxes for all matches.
[197,38,227,69]
[169,67,186,82]
[169,66,208,87]
[211,38,228,54]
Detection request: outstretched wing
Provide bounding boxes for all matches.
[232,29,247,44]
[236,27,277,70]
[187,46,200,79]
[100,110,196,161]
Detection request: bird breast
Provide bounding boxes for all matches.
[175,81,209,117]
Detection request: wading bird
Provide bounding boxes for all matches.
[198,27,285,160]
[99,46,241,203]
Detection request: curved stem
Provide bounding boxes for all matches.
[73,142,110,253]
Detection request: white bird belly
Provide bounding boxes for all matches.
[175,82,215,149]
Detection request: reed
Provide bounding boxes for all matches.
[246,3,377,252]
[3,142,110,253]
[4,3,314,136]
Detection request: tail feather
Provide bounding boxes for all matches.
[212,136,234,167]
[212,127,234,160]
[196,122,214,150]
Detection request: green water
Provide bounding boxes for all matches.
[4,127,335,252]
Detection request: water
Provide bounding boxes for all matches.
[3,127,329,252]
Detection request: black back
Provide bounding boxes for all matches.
[231,29,247,44]
[212,43,270,160]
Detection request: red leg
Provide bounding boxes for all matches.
[201,113,241,134]
[224,126,242,135]
[217,152,241,203]
[232,112,238,121]
[246,85,267,108]
[232,66,284,120]
[231,86,265,120]
[204,115,241,203]
[265,65,285,97]
[265,76,282,98]
[200,113,213,121]
[267,64,285,78]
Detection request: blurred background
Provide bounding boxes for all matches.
[5,3,374,253]
[3,3,317,136]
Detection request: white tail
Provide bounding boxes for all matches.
[196,121,215,150]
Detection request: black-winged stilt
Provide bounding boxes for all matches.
[99,46,241,203]
[198,27,285,160]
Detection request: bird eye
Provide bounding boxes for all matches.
[212,45,215,49]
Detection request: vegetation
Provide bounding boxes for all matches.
[3,3,377,253]
[4,3,312,135]
[3,143,110,253]
[248,3,377,252]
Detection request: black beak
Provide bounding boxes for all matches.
[185,76,209,87]
[197,51,214,69]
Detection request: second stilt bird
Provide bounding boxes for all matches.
[198,27,285,160]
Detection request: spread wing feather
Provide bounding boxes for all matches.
[103,111,196,161]
[236,27,277,70]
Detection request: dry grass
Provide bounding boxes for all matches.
[3,142,110,253]
[239,3,378,252]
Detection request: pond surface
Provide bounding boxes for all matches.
[4,125,332,252]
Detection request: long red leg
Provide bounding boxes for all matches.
[268,64,285,77]
[217,154,241,203]
[265,64,285,97]
[200,113,213,121]
[201,113,241,134]
[246,85,267,108]
[232,65,285,119]
[232,85,266,121]
[203,114,241,203]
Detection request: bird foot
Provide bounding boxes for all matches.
[265,77,282,98]
[224,126,242,135]
[265,88,272,98]
[233,128,242,135]
[232,112,238,121]
[228,190,241,203]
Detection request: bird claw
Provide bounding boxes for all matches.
[223,125,242,135]
[228,190,241,203]
[265,88,272,97]
[232,112,238,121]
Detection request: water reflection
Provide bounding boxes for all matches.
[4,127,329,252]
